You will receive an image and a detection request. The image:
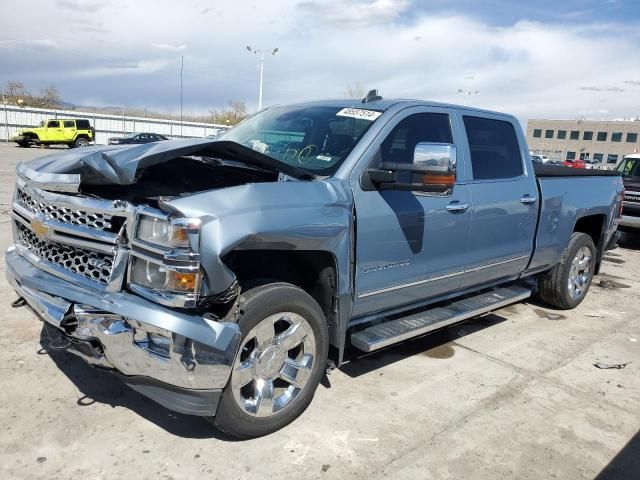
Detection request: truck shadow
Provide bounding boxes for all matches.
[340,313,508,378]
[594,429,640,480]
[617,231,640,251]
[38,327,239,441]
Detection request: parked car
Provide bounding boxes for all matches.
[108,132,169,145]
[10,118,95,148]
[563,158,587,168]
[531,154,544,165]
[616,154,640,232]
[6,95,623,438]
[531,154,550,164]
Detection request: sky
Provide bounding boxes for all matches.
[1,0,639,122]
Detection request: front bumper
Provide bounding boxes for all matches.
[6,246,241,416]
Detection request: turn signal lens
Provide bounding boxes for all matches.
[166,271,198,292]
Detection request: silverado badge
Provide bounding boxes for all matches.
[30,219,50,239]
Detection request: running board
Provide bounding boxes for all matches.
[350,285,531,352]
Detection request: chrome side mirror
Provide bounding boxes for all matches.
[413,143,457,175]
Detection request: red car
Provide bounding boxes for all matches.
[563,158,587,168]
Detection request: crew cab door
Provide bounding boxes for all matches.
[351,108,472,317]
[62,120,77,142]
[44,120,62,141]
[457,113,538,288]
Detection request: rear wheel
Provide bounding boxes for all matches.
[74,137,89,148]
[210,282,328,438]
[538,232,596,309]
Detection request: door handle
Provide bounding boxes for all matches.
[520,195,537,205]
[446,202,469,212]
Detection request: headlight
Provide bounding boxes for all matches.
[129,257,200,294]
[136,215,198,248]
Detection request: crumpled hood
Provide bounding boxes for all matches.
[18,138,311,192]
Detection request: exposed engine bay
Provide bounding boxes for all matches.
[80,156,277,204]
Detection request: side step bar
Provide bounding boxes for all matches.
[350,285,531,352]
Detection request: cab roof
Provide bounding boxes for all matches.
[283,98,509,117]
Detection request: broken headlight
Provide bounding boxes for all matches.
[129,257,200,294]
[129,210,202,308]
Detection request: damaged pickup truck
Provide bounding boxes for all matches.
[6,95,624,438]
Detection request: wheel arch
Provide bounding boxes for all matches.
[573,213,607,274]
[22,131,40,141]
[222,248,342,360]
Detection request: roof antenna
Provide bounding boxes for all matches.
[362,89,382,104]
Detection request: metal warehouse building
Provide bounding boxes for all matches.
[526,119,640,165]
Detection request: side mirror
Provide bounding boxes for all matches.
[366,142,457,195]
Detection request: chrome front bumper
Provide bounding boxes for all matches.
[6,246,241,415]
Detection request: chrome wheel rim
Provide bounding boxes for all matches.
[568,246,593,299]
[77,139,88,147]
[231,312,316,417]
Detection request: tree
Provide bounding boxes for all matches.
[2,81,60,109]
[209,100,249,126]
[34,86,61,109]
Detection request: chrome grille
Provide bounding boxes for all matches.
[15,188,114,231]
[16,223,114,285]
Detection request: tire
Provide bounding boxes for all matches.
[74,137,89,148]
[538,232,597,310]
[17,142,30,148]
[210,282,329,438]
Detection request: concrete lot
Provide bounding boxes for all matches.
[0,143,638,480]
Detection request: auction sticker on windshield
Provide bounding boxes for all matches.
[336,108,382,121]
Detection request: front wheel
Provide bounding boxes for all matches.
[538,232,596,309]
[210,282,329,438]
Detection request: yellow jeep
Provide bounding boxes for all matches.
[11,118,95,148]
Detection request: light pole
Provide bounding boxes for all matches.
[180,55,184,137]
[246,45,278,111]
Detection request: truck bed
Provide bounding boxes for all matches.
[534,164,620,177]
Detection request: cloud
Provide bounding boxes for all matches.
[0,39,60,50]
[151,43,187,52]
[578,86,625,92]
[1,1,640,121]
[201,7,211,14]
[297,0,409,27]
[57,0,104,13]
[74,59,171,77]
[624,80,640,86]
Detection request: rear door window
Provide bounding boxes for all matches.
[63,120,75,128]
[463,116,523,180]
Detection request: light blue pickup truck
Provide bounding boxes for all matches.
[6,92,624,437]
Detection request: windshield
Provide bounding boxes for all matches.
[616,157,640,176]
[218,105,381,175]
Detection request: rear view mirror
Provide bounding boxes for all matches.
[365,142,457,195]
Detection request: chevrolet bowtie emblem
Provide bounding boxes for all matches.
[30,219,50,239]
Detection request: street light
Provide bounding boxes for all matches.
[246,45,278,111]
[457,89,479,104]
